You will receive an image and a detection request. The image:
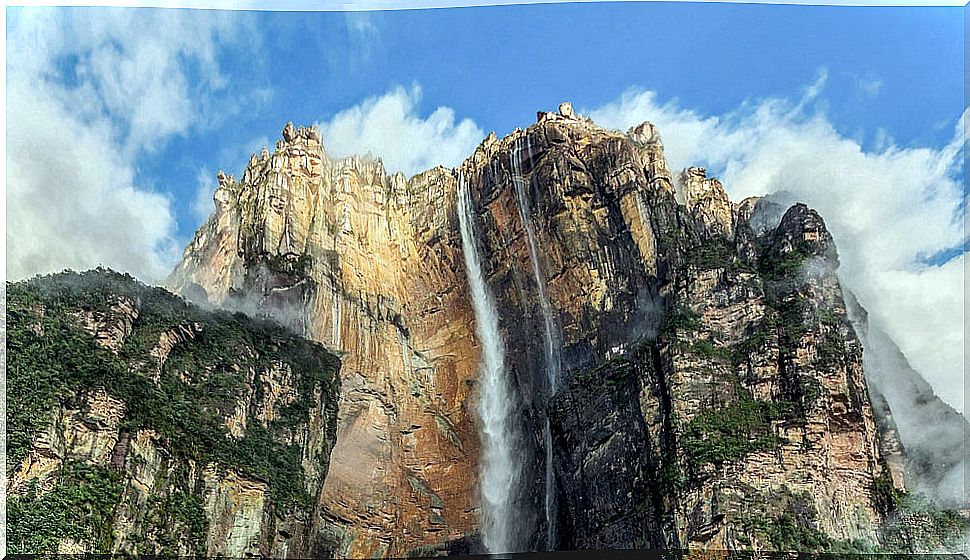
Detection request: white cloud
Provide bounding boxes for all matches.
[588,81,967,415]
[6,83,182,282]
[317,84,484,177]
[344,10,379,39]
[6,8,256,283]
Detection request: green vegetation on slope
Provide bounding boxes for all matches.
[683,237,754,273]
[7,462,123,553]
[6,268,340,553]
[681,397,792,468]
[756,232,815,282]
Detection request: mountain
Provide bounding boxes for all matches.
[8,103,967,557]
[166,103,968,555]
[6,269,340,556]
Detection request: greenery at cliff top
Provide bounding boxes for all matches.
[7,268,340,553]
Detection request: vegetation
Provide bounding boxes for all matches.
[570,349,642,407]
[688,338,734,364]
[7,461,123,554]
[739,511,878,554]
[767,292,811,343]
[263,252,313,278]
[815,308,848,368]
[137,474,210,556]
[755,231,814,343]
[871,473,903,514]
[646,217,968,555]
[764,513,834,552]
[168,491,209,554]
[759,249,808,281]
[6,269,340,553]
[757,234,813,281]
[885,491,970,553]
[656,459,686,494]
[733,484,969,555]
[683,238,753,273]
[756,492,969,554]
[732,322,774,368]
[658,304,703,339]
[681,397,792,469]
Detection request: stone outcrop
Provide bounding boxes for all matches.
[163,106,969,556]
[71,294,140,352]
[12,103,964,556]
[6,270,340,557]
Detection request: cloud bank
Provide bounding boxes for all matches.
[589,77,967,414]
[317,84,484,177]
[6,8,255,283]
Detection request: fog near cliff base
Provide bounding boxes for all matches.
[589,76,967,416]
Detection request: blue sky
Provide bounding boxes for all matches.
[107,2,964,243]
[5,2,967,411]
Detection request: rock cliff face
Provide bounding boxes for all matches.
[165,106,966,555]
[6,270,340,557]
[170,124,482,557]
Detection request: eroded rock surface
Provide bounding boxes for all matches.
[8,106,957,556]
[6,270,340,557]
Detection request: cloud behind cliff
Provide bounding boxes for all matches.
[7,7,963,421]
[589,78,967,414]
[317,85,484,177]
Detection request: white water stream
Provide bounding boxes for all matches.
[457,172,519,554]
[510,137,562,550]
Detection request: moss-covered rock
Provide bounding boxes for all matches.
[6,268,341,556]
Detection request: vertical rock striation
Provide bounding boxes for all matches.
[170,125,482,557]
[164,105,967,555]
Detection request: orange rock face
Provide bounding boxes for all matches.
[170,126,482,557]
[169,109,928,556]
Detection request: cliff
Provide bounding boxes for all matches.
[159,104,967,555]
[6,269,341,557]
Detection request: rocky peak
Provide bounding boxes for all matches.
[163,106,967,556]
[677,166,734,238]
[624,121,674,195]
[536,100,595,126]
[216,170,234,188]
[769,203,839,267]
[627,121,662,145]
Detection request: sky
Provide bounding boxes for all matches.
[4,2,966,412]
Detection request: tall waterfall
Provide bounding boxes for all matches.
[457,171,519,554]
[510,137,562,550]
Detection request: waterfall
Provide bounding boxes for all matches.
[457,171,519,555]
[510,137,562,550]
